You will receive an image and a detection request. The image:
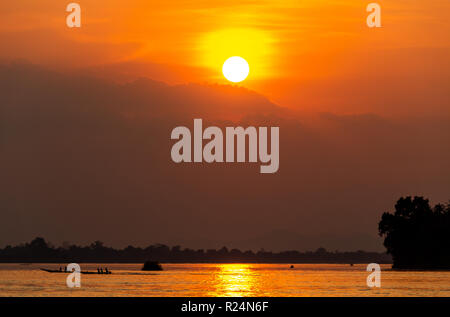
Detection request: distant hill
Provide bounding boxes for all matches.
[1,61,450,252]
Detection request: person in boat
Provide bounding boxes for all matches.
[100,268,103,274]
[104,267,109,274]
[64,266,67,272]
[97,268,100,273]
[59,267,62,272]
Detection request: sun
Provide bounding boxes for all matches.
[222,56,249,83]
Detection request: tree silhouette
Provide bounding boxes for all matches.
[0,237,392,264]
[378,196,450,269]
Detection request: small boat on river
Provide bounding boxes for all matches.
[40,268,112,274]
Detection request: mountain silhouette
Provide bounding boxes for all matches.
[1,61,449,252]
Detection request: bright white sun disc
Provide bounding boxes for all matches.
[222,56,249,83]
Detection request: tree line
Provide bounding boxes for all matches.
[0,238,391,264]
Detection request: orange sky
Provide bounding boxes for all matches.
[1,0,449,114]
[1,1,450,250]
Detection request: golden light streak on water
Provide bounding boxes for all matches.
[0,263,449,297]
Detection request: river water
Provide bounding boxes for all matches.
[0,263,449,296]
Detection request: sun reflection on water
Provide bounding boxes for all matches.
[1,263,449,296]
[209,264,258,297]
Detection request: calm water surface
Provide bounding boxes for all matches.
[0,263,449,296]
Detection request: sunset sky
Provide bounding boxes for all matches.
[2,0,449,114]
[0,1,449,251]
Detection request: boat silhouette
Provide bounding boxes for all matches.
[40,268,112,275]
